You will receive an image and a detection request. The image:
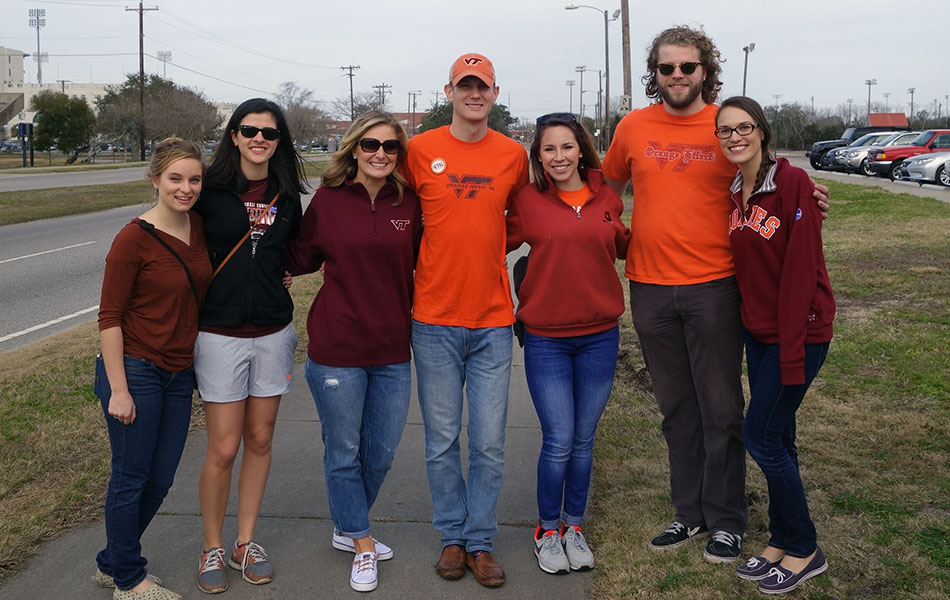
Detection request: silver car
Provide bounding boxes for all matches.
[836,131,919,175]
[899,151,950,187]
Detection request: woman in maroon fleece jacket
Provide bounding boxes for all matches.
[716,96,835,595]
[506,113,629,575]
[287,111,420,593]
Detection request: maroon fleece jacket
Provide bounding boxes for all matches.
[728,157,835,385]
[287,180,421,367]
[506,169,630,337]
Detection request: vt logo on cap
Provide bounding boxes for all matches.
[450,53,495,87]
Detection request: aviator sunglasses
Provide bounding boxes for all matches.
[657,61,701,76]
[536,112,578,126]
[358,138,401,155]
[238,125,281,140]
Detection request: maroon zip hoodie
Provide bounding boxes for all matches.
[287,179,422,367]
[728,157,835,385]
[506,169,630,337]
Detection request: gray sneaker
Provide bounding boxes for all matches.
[561,525,595,571]
[533,527,570,574]
[197,547,228,594]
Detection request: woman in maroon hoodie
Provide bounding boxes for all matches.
[716,96,835,595]
[287,111,421,593]
[506,113,630,575]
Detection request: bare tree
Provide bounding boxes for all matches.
[329,91,386,121]
[276,81,329,145]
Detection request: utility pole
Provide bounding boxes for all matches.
[772,94,782,148]
[408,90,421,136]
[340,65,360,121]
[566,80,576,113]
[430,90,441,107]
[883,92,891,112]
[620,0,631,98]
[847,97,853,125]
[126,2,158,162]
[156,50,171,78]
[907,88,915,123]
[372,83,391,108]
[28,9,47,85]
[865,79,877,124]
[56,79,70,94]
[576,66,586,121]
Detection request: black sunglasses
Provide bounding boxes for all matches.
[715,122,759,139]
[358,138,401,155]
[536,112,578,127]
[657,62,701,76]
[238,125,280,140]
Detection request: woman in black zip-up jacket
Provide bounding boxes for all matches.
[191,98,306,593]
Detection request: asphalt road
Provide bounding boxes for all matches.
[0,166,149,192]
[0,187,315,354]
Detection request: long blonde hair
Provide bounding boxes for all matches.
[322,110,409,205]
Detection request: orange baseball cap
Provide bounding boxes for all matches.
[449,53,495,87]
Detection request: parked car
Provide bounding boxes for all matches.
[806,125,910,170]
[867,130,950,180]
[0,140,23,153]
[899,151,950,187]
[836,131,920,175]
[821,132,898,171]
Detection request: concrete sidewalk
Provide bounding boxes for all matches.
[1,346,593,599]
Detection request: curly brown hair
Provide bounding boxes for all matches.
[642,25,724,105]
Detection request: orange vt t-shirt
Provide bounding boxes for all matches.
[602,103,738,285]
[406,126,529,328]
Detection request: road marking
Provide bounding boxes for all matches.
[0,305,99,343]
[0,241,97,265]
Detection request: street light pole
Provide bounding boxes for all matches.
[742,43,755,96]
[566,80,576,113]
[883,92,891,112]
[865,79,877,123]
[908,88,916,123]
[575,66,586,121]
[566,4,619,145]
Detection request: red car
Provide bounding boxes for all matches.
[867,130,950,180]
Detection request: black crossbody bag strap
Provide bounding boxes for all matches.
[137,219,200,307]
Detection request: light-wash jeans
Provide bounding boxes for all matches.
[411,320,512,553]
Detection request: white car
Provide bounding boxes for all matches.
[899,151,950,187]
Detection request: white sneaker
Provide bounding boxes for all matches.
[533,526,570,574]
[350,552,378,592]
[332,529,393,560]
[562,525,595,571]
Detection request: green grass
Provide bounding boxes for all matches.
[587,179,949,599]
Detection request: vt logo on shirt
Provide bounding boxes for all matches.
[391,219,410,231]
[445,174,495,199]
[729,206,781,239]
[644,142,717,172]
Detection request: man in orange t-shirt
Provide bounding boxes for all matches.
[404,52,528,588]
[603,27,828,566]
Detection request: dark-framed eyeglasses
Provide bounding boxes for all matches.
[536,112,578,126]
[657,62,701,76]
[358,138,401,155]
[715,122,759,139]
[238,125,280,140]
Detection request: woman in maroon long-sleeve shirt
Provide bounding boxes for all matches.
[716,96,835,596]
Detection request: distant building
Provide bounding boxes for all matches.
[0,45,109,138]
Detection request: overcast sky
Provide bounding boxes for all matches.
[3,0,948,123]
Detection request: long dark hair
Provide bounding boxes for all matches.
[717,96,775,192]
[529,114,602,192]
[204,98,307,198]
[642,25,724,105]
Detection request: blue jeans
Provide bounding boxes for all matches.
[524,327,619,531]
[94,355,193,590]
[743,332,829,558]
[304,360,411,539]
[411,320,512,553]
